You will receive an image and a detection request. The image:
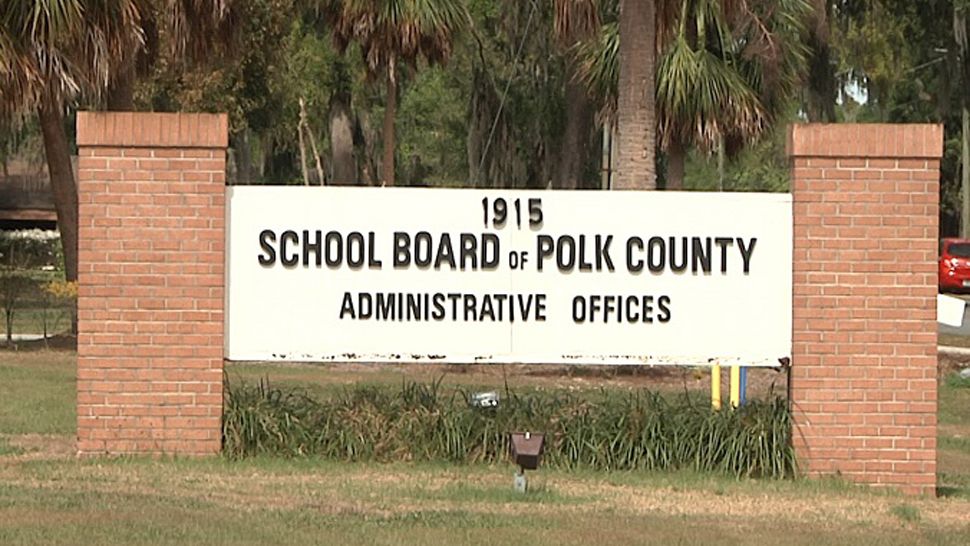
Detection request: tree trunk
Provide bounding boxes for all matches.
[665,139,685,190]
[107,56,136,111]
[806,0,837,122]
[330,92,356,185]
[962,109,970,235]
[233,129,254,184]
[298,106,310,186]
[555,79,593,189]
[382,59,398,186]
[356,114,379,186]
[467,67,490,187]
[960,6,970,237]
[614,0,657,190]
[717,134,726,191]
[38,99,78,284]
[600,122,612,190]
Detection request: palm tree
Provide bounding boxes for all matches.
[578,0,809,189]
[323,0,466,186]
[552,0,601,189]
[613,0,657,190]
[1,1,237,285]
[106,0,237,109]
[0,0,142,283]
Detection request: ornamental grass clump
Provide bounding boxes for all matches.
[223,376,794,479]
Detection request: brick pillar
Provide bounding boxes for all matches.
[789,124,942,495]
[76,112,227,455]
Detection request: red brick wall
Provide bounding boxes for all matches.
[76,112,227,455]
[788,124,942,495]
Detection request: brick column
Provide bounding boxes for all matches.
[76,112,227,455]
[789,124,942,495]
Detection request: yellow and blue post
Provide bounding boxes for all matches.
[711,364,721,410]
[738,367,748,406]
[729,366,748,408]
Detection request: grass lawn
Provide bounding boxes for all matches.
[0,307,72,339]
[1,351,968,545]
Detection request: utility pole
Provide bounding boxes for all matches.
[958,3,970,236]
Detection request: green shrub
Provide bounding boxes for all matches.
[223,376,795,479]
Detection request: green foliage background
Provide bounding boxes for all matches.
[3,0,969,231]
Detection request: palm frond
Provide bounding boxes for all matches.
[0,0,143,112]
[554,0,600,44]
[324,0,467,73]
[576,0,810,152]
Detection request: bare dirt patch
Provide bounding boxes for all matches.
[0,434,74,461]
[232,360,791,399]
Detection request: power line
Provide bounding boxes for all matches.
[477,0,538,185]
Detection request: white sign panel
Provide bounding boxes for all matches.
[938,294,966,327]
[226,187,792,366]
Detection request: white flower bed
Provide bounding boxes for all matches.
[0,229,62,268]
[0,229,60,241]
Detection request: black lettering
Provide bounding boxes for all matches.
[393,232,411,267]
[537,235,554,272]
[535,294,546,321]
[598,235,614,271]
[258,229,276,266]
[669,236,687,272]
[460,233,478,269]
[493,293,507,320]
[516,294,534,322]
[589,295,601,322]
[414,231,433,267]
[572,296,586,323]
[358,293,372,319]
[376,292,395,319]
[407,293,421,320]
[435,233,456,269]
[658,295,671,322]
[339,292,355,319]
[603,295,616,323]
[578,235,593,271]
[302,230,322,266]
[368,232,382,267]
[642,295,654,323]
[715,237,733,273]
[280,230,299,267]
[692,237,711,273]
[557,236,576,272]
[647,236,665,273]
[625,296,640,322]
[325,231,342,267]
[448,293,461,319]
[738,237,756,273]
[482,233,500,269]
[479,295,496,321]
[463,294,478,321]
[432,293,446,320]
[626,237,643,272]
[347,231,365,268]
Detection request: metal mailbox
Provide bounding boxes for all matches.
[510,432,544,470]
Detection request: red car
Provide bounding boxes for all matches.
[939,238,970,292]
